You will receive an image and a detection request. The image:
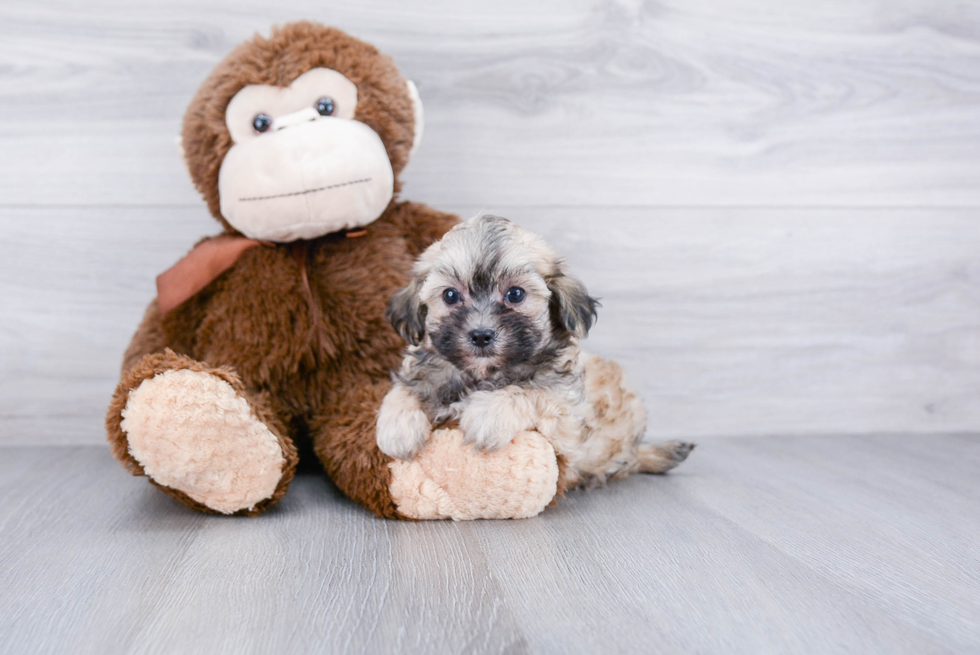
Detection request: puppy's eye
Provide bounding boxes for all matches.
[315,96,336,117]
[505,287,526,304]
[442,288,461,305]
[252,113,273,134]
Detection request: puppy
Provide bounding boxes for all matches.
[377,214,693,490]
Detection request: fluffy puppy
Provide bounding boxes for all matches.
[377,214,693,489]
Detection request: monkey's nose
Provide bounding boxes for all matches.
[469,329,496,348]
[271,107,320,131]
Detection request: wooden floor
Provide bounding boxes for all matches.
[1,434,978,654]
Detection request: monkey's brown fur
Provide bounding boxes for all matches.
[105,23,475,517]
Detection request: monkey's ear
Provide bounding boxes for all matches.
[548,271,600,339]
[387,277,427,345]
[406,80,424,157]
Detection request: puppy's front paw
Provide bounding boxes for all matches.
[459,392,530,452]
[461,413,519,452]
[377,408,430,459]
[376,387,432,460]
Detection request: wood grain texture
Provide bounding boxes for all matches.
[0,435,977,654]
[0,5,978,436]
[2,205,977,444]
[0,0,979,207]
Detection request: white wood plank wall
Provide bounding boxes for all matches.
[1,0,978,444]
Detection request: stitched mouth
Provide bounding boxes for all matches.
[238,177,372,203]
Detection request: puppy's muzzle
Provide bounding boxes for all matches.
[469,328,496,349]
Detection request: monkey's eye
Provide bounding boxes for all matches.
[314,96,336,117]
[442,288,461,306]
[505,287,526,304]
[252,113,273,134]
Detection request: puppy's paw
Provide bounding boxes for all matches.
[376,387,432,460]
[461,415,519,452]
[638,441,696,474]
[377,408,430,459]
[458,391,532,452]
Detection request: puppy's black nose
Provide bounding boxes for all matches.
[469,328,496,348]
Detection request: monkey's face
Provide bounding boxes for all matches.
[181,24,423,242]
[217,67,406,241]
[387,215,600,381]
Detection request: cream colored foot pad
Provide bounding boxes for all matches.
[389,429,559,520]
[121,368,284,514]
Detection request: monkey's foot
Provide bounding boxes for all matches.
[108,351,296,515]
[388,428,559,520]
[638,441,696,474]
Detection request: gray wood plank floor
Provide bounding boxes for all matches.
[1,435,977,654]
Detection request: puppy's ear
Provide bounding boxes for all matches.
[387,277,427,345]
[548,270,599,339]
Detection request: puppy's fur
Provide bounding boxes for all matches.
[377,215,693,489]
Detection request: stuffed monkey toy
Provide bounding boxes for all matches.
[106,22,561,519]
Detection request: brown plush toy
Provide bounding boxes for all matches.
[105,21,562,519]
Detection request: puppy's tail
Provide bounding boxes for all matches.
[638,441,696,474]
